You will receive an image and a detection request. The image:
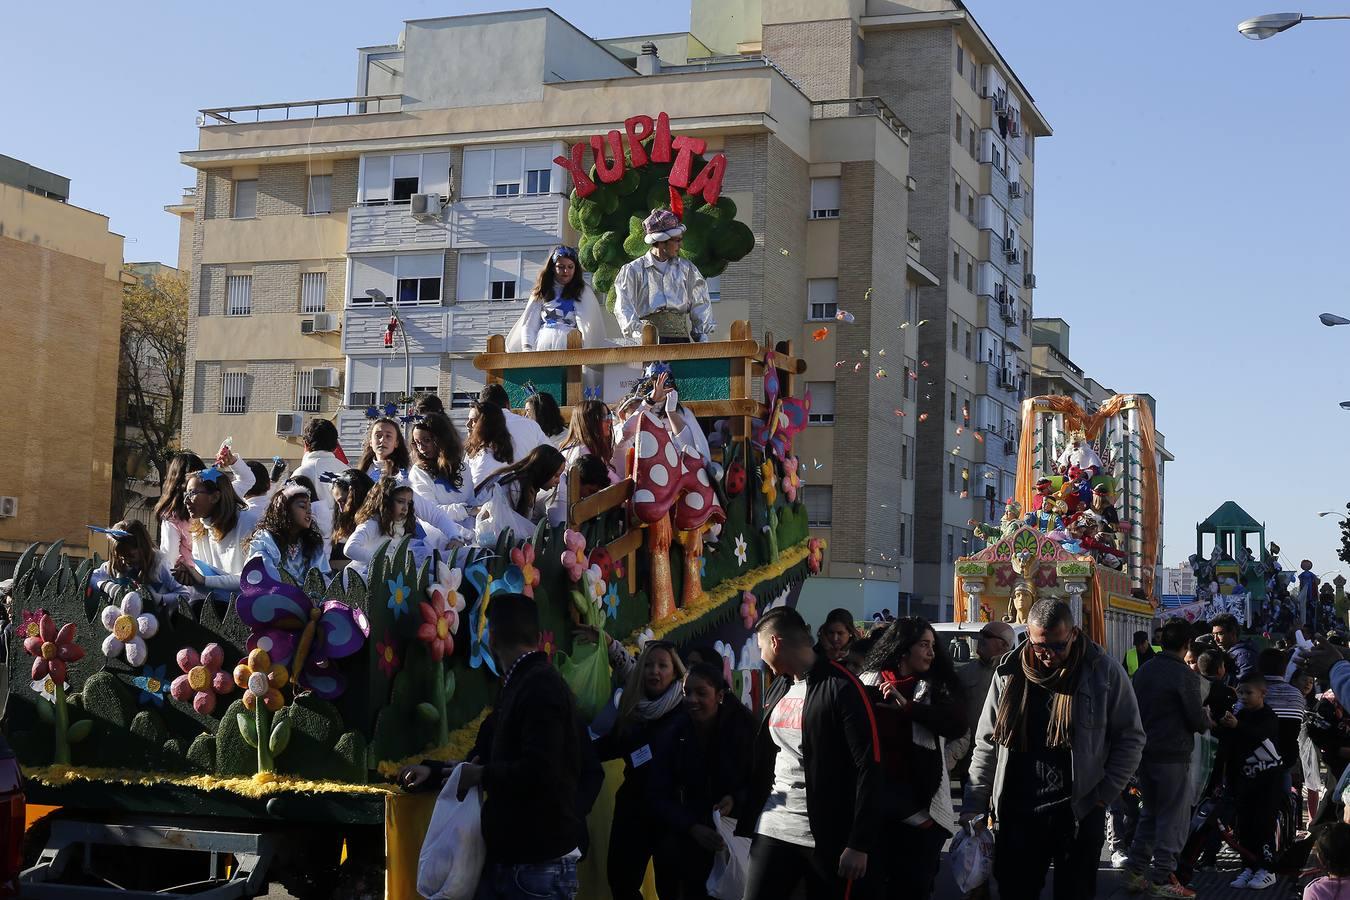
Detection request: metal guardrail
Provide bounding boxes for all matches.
[811,97,911,140]
[659,54,805,91]
[198,94,401,126]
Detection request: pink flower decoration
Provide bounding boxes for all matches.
[561,530,589,582]
[807,538,826,575]
[170,643,234,715]
[417,596,457,662]
[20,609,48,641]
[740,591,759,629]
[23,614,83,685]
[540,630,556,664]
[782,456,801,503]
[510,544,539,598]
[376,639,400,677]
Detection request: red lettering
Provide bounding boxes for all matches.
[687,152,727,204]
[589,130,626,184]
[624,115,653,168]
[554,142,596,197]
[650,112,673,163]
[668,135,707,190]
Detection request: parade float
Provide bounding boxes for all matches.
[5,121,816,898]
[954,394,1161,657]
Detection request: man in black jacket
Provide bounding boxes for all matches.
[739,606,880,900]
[400,592,586,899]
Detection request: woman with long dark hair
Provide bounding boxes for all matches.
[473,445,565,544]
[525,392,568,448]
[861,617,967,899]
[172,466,262,596]
[328,469,375,550]
[357,417,411,480]
[505,245,606,352]
[155,447,256,568]
[408,412,475,530]
[464,401,516,489]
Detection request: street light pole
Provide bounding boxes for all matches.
[1238,12,1350,39]
[365,288,413,426]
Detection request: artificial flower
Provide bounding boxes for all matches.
[387,574,410,619]
[604,581,621,619]
[733,535,749,567]
[807,537,827,575]
[510,543,539,598]
[561,530,589,582]
[133,664,171,708]
[740,592,759,629]
[24,614,84,684]
[170,644,234,715]
[759,461,777,506]
[417,598,457,662]
[20,609,47,641]
[589,547,617,585]
[233,648,288,712]
[375,639,400,677]
[584,564,606,607]
[782,456,801,502]
[540,630,556,663]
[30,676,64,705]
[99,592,159,666]
[428,564,465,619]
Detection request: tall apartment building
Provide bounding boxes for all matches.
[175,7,937,620]
[0,159,128,572]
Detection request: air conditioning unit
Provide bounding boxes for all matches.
[312,367,341,390]
[995,285,1008,303]
[1008,249,1022,265]
[1024,272,1037,289]
[0,496,16,518]
[410,193,443,219]
[275,412,303,437]
[312,312,339,333]
[1002,236,1015,253]
[1009,183,1022,198]
[300,319,316,335]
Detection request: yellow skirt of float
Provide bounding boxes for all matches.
[384,761,659,900]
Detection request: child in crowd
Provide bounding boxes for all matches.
[245,478,330,583]
[1305,822,1350,900]
[358,417,411,480]
[1198,649,1237,722]
[343,476,468,581]
[155,447,255,569]
[408,413,476,531]
[464,402,516,489]
[524,392,569,449]
[1219,671,1283,890]
[89,520,190,609]
[474,445,565,545]
[328,469,375,549]
[174,465,262,596]
[243,460,273,516]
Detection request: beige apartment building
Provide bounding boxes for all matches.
[176,1,1083,620]
[0,157,128,572]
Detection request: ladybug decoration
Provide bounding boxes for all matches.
[725,462,746,497]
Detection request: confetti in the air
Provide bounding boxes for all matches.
[812,327,830,341]
[921,360,929,368]
[918,413,929,422]
[974,433,985,443]
[908,371,918,381]
[814,459,824,470]
[780,248,790,256]
[835,360,847,369]
[894,409,906,417]
[854,362,863,372]
[917,319,930,326]
[899,322,909,330]
[955,426,964,435]
[877,348,885,357]
[960,491,969,499]
[861,350,869,358]
[874,368,887,379]
[864,288,874,301]
[836,310,855,323]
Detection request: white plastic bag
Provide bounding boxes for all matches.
[417,765,487,900]
[705,812,752,900]
[950,821,994,894]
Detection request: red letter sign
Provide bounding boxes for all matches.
[624,115,654,168]
[650,112,673,163]
[554,142,596,197]
[668,135,708,190]
[590,130,626,184]
[687,152,728,204]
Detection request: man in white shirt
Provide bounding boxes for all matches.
[479,384,546,460]
[292,418,348,549]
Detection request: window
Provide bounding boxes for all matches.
[306,175,332,215]
[807,279,838,321]
[807,382,835,424]
[966,194,975,222]
[706,275,721,302]
[954,111,963,142]
[949,390,958,422]
[951,321,959,351]
[952,249,960,279]
[351,253,445,307]
[810,178,841,219]
[965,329,973,359]
[348,355,440,406]
[900,436,912,479]
[899,513,912,557]
[462,146,555,198]
[360,152,452,204]
[525,168,551,195]
[300,272,326,313]
[966,261,974,289]
[953,180,961,212]
[456,249,549,302]
[226,275,252,316]
[956,44,964,75]
[969,127,977,158]
[220,372,248,415]
[232,179,257,219]
[903,360,916,400]
[295,369,321,413]
[948,461,957,491]
[804,486,833,527]
[946,531,955,564]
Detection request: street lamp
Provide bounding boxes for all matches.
[1321,313,1350,326]
[1340,401,1350,410]
[365,288,413,422]
[1318,511,1348,519]
[1238,12,1350,40]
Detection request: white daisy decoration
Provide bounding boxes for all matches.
[100,591,159,666]
[733,535,749,567]
[636,627,656,649]
[30,676,65,704]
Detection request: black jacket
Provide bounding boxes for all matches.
[737,654,881,858]
[473,652,586,864]
[868,673,967,821]
[593,702,688,804]
[1221,705,1282,787]
[646,698,756,832]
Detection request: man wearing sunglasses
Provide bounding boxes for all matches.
[965,598,1144,900]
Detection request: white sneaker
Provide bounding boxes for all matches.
[1247,869,1277,890]
[1111,850,1130,869]
[1230,868,1254,888]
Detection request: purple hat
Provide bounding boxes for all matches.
[642,208,686,244]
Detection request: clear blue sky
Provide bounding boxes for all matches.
[5,1,1349,580]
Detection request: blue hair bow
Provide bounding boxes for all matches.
[198,466,225,484]
[87,525,133,540]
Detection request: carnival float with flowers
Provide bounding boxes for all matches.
[3,118,819,834]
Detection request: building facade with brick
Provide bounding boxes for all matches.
[0,161,129,573]
[174,4,950,619]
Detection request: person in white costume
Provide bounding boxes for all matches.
[613,208,716,344]
[505,245,607,352]
[1055,429,1103,478]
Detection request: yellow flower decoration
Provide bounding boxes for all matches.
[760,460,777,506]
[232,648,289,712]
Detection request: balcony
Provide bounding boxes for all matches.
[811,97,910,142]
[198,94,401,126]
[348,202,449,253]
[907,231,922,257]
[451,194,567,250]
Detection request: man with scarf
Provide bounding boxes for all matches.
[964,598,1144,900]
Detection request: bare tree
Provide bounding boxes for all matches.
[113,269,187,517]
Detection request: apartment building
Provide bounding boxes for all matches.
[175,6,933,618]
[0,159,128,572]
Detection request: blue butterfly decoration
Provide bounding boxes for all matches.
[583,385,603,401]
[87,525,133,540]
[463,561,525,676]
[365,401,401,420]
